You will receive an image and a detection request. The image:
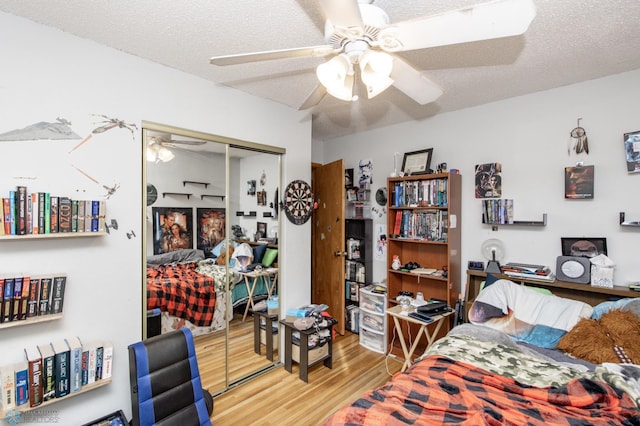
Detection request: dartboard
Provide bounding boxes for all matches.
[283,180,313,225]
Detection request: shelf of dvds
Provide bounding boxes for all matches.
[387,172,461,357]
[0,232,107,241]
[344,218,372,334]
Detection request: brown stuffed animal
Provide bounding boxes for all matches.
[556,309,640,364]
[215,245,234,266]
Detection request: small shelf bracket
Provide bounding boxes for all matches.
[162,192,192,199]
[620,212,640,227]
[183,180,210,188]
[201,194,225,201]
[484,213,547,230]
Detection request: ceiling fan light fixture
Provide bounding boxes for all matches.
[146,142,175,163]
[359,50,394,99]
[316,54,355,101]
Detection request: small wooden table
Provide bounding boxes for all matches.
[238,267,278,321]
[386,304,453,372]
[253,310,278,361]
[279,319,333,383]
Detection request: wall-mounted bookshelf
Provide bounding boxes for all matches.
[620,212,640,227]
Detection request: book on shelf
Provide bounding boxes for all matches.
[37,343,56,402]
[58,197,72,233]
[50,196,59,233]
[30,193,38,235]
[38,277,53,315]
[44,193,51,234]
[37,192,46,234]
[24,345,43,407]
[0,363,16,411]
[14,361,28,406]
[17,186,27,235]
[77,200,85,233]
[71,199,78,232]
[51,276,66,314]
[95,345,104,381]
[11,276,24,321]
[65,336,83,393]
[84,200,93,232]
[2,277,14,323]
[9,190,16,235]
[2,198,10,235]
[101,341,113,380]
[83,341,99,385]
[26,277,40,318]
[91,200,100,232]
[98,200,106,232]
[0,278,4,322]
[51,339,70,398]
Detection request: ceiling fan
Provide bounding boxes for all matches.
[146,134,207,162]
[209,0,536,109]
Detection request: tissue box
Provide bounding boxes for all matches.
[591,264,614,288]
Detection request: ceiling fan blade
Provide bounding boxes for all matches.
[210,45,336,66]
[378,0,536,52]
[319,0,363,28]
[299,84,327,110]
[390,57,443,105]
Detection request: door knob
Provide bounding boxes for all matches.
[334,251,347,257]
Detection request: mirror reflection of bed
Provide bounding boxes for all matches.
[143,123,282,396]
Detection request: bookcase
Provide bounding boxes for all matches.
[344,218,372,333]
[386,172,461,357]
[0,187,110,415]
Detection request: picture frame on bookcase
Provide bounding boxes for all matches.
[401,148,433,176]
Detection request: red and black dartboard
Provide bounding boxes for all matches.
[282,180,313,225]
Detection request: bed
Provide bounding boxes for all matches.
[146,247,273,336]
[324,278,640,425]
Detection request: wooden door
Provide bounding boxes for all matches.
[311,159,346,334]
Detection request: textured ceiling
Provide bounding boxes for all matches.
[2,0,640,141]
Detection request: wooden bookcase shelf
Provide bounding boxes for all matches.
[0,232,106,241]
[0,378,111,418]
[0,313,63,330]
[386,172,461,357]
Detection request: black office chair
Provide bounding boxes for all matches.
[128,328,213,426]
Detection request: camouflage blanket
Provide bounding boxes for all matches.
[324,355,640,425]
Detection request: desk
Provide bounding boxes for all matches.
[253,310,278,361]
[238,268,278,321]
[386,305,453,372]
[280,319,333,383]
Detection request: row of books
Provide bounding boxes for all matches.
[392,209,449,242]
[502,262,556,282]
[1,337,112,411]
[345,305,360,333]
[1,275,66,323]
[345,260,366,283]
[0,186,106,236]
[391,179,448,207]
[345,281,365,302]
[482,199,514,224]
[346,238,361,260]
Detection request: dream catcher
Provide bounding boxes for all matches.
[568,118,589,155]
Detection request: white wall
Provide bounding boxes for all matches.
[321,69,640,290]
[0,12,311,424]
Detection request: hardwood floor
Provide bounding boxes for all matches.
[200,328,403,425]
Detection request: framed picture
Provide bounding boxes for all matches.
[152,207,193,255]
[256,221,267,239]
[81,410,128,426]
[197,208,225,253]
[474,163,502,198]
[247,179,256,195]
[257,189,267,206]
[564,165,594,199]
[345,168,354,189]
[624,130,640,173]
[346,187,358,201]
[561,237,607,258]
[401,148,433,175]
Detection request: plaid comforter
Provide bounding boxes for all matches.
[147,262,216,327]
[324,355,640,425]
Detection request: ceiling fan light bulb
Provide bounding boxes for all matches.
[317,55,354,102]
[146,143,158,162]
[360,51,394,98]
[157,146,175,162]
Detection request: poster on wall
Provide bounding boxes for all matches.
[197,208,225,254]
[564,165,594,199]
[152,207,193,255]
[475,163,502,198]
[624,130,640,173]
[358,159,373,187]
[375,224,387,260]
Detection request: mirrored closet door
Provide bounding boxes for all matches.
[142,122,283,395]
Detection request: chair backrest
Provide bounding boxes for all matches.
[128,328,212,426]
